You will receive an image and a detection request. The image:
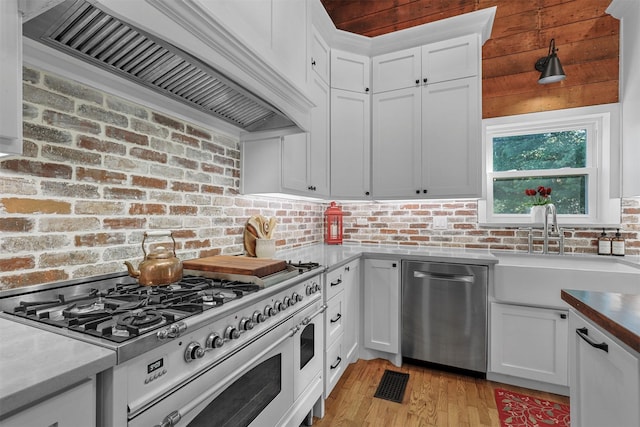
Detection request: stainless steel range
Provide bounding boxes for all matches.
[0,260,326,427]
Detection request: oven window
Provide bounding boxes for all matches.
[188,354,281,427]
[300,323,315,370]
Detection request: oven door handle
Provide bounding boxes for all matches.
[153,325,299,427]
[302,304,327,325]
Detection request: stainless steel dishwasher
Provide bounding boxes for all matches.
[401,260,488,375]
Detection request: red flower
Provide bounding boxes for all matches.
[525,186,553,206]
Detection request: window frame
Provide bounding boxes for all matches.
[479,104,621,226]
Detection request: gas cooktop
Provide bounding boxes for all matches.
[6,275,261,343]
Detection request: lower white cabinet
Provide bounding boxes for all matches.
[569,309,640,427]
[3,378,96,427]
[490,303,568,386]
[323,259,360,397]
[363,259,399,354]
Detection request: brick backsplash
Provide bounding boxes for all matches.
[339,199,640,256]
[0,67,323,290]
[1,67,638,290]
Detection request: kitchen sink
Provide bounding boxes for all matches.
[492,253,640,308]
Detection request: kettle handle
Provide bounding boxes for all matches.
[142,231,177,257]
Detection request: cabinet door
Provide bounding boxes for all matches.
[330,89,371,199]
[421,76,480,197]
[421,34,479,84]
[310,27,330,85]
[490,303,568,386]
[363,259,399,354]
[372,87,422,198]
[282,132,309,193]
[372,46,421,93]
[569,310,640,427]
[3,379,95,427]
[0,0,22,155]
[331,50,370,93]
[308,74,330,196]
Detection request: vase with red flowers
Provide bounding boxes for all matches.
[526,186,552,222]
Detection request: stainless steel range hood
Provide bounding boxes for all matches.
[23,0,297,133]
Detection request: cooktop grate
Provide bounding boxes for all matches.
[373,370,409,403]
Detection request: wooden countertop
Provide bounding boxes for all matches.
[0,317,116,419]
[561,289,640,353]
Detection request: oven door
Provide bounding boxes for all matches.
[293,300,325,400]
[130,318,295,427]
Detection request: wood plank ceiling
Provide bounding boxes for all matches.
[320,0,619,118]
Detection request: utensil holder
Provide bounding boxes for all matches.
[255,238,276,258]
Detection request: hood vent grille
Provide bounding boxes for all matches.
[23,0,296,132]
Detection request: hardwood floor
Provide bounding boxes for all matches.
[313,359,570,427]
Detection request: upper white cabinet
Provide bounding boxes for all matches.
[310,27,330,85]
[330,89,371,199]
[371,34,482,199]
[0,0,22,156]
[372,34,479,93]
[330,50,370,93]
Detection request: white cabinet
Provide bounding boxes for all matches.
[281,73,330,197]
[569,309,640,427]
[3,378,96,427]
[323,259,360,397]
[310,27,330,85]
[372,34,478,93]
[0,0,22,156]
[330,89,371,198]
[490,303,569,386]
[363,259,400,354]
[372,75,480,198]
[331,50,370,93]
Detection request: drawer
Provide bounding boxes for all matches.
[325,333,345,397]
[325,291,344,347]
[325,267,344,301]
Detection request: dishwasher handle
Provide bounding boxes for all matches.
[413,270,474,283]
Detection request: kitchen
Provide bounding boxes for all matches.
[0,0,639,426]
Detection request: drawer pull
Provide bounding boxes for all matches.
[576,327,608,353]
[331,278,342,287]
[330,356,342,370]
[330,313,342,323]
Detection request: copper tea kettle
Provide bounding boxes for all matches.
[124,231,182,286]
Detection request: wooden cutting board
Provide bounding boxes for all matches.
[183,255,287,277]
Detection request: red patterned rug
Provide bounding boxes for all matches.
[494,388,570,427]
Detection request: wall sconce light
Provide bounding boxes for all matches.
[535,39,566,84]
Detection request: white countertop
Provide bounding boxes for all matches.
[0,317,116,419]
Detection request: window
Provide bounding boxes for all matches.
[479,104,621,225]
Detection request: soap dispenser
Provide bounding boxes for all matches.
[597,228,611,255]
[611,228,625,256]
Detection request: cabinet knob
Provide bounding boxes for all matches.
[416,189,420,194]
[365,87,370,92]
[365,191,370,196]
[415,79,420,85]
[423,189,428,194]
[311,59,316,66]
[423,77,428,84]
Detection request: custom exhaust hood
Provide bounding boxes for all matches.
[23,0,298,133]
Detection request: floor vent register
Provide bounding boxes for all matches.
[373,370,409,403]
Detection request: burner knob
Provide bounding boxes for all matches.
[264,305,275,317]
[274,300,283,312]
[225,326,240,340]
[253,310,265,323]
[184,342,205,362]
[206,333,223,349]
[239,317,254,331]
[313,283,321,293]
[283,296,291,308]
[292,292,303,303]
[305,285,313,295]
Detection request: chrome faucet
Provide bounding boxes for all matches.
[543,203,558,254]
